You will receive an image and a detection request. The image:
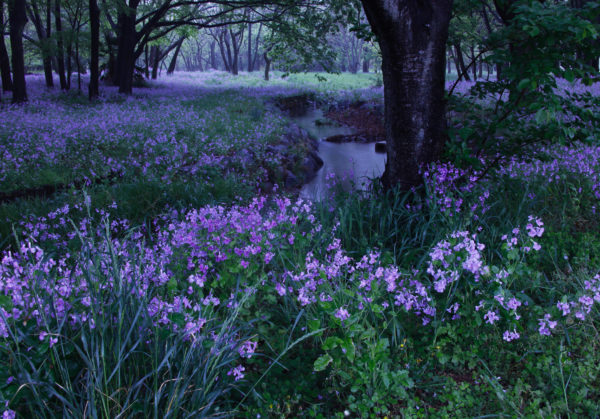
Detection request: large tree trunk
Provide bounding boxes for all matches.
[116,0,139,94]
[360,0,453,189]
[0,0,13,91]
[8,0,28,103]
[88,0,100,100]
[55,0,68,89]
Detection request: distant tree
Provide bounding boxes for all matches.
[55,0,68,89]
[26,0,54,87]
[167,36,186,74]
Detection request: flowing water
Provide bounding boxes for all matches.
[292,108,386,200]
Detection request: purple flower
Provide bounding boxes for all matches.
[335,307,350,322]
[502,329,520,342]
[484,310,500,325]
[238,340,258,358]
[227,365,245,381]
[557,301,570,316]
[538,314,557,336]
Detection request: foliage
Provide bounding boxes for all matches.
[447,0,600,168]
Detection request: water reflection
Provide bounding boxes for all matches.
[292,107,386,200]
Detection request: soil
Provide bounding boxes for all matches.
[325,101,385,143]
[273,94,313,117]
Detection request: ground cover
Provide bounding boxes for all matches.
[1,72,599,418]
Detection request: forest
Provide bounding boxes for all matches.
[1,0,600,417]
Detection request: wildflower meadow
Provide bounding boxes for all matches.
[0,71,598,418]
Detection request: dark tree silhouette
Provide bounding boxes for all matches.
[8,0,28,103]
[0,0,13,91]
[26,0,54,87]
[89,0,100,100]
[55,0,68,90]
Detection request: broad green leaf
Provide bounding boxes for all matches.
[313,354,333,371]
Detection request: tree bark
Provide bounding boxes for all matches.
[251,23,262,71]
[116,0,139,94]
[151,46,159,79]
[8,0,28,103]
[360,0,453,189]
[470,46,477,80]
[144,44,149,77]
[88,0,100,100]
[454,43,470,81]
[45,0,53,86]
[27,0,54,87]
[0,0,13,91]
[230,28,240,75]
[210,40,216,69]
[167,37,184,75]
[66,38,73,89]
[217,31,231,72]
[55,0,68,89]
[247,21,253,72]
[264,52,271,81]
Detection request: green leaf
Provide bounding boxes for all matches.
[0,294,11,309]
[323,336,341,350]
[313,354,333,371]
[308,318,321,332]
[564,70,575,83]
[341,338,356,363]
[517,78,531,91]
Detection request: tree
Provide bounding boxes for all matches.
[8,0,28,103]
[166,36,186,74]
[55,0,68,89]
[0,0,13,91]
[89,0,100,99]
[26,0,54,87]
[360,0,453,189]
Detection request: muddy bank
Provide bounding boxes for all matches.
[263,124,324,191]
[261,95,324,192]
[324,101,385,143]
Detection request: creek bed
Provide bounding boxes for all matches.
[290,107,386,200]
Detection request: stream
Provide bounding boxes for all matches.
[292,108,386,200]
